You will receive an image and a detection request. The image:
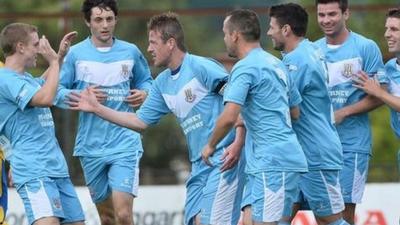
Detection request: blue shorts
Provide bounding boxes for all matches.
[17,177,84,225]
[340,152,369,203]
[248,171,300,223]
[79,151,142,203]
[185,149,245,225]
[297,170,345,217]
[240,174,253,211]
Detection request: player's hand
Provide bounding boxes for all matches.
[58,31,78,60]
[92,87,107,103]
[201,144,215,167]
[334,108,348,125]
[220,142,242,172]
[67,86,100,112]
[352,71,383,98]
[125,89,148,108]
[38,35,58,65]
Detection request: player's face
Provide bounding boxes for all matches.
[267,17,285,51]
[86,6,116,47]
[223,17,237,58]
[385,17,400,54]
[23,32,40,68]
[147,30,172,68]
[317,2,349,38]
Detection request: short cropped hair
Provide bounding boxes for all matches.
[269,3,308,37]
[225,9,261,42]
[0,23,38,57]
[81,0,118,22]
[147,12,187,52]
[315,0,348,13]
[387,7,400,19]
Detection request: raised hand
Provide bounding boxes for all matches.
[58,31,78,61]
[38,35,58,64]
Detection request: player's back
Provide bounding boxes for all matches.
[283,39,342,170]
[226,48,307,173]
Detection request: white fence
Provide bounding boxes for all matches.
[6,183,399,225]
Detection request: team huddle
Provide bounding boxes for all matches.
[0,0,399,225]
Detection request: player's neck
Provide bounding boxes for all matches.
[326,28,349,45]
[284,36,304,53]
[237,42,261,60]
[91,36,113,48]
[168,50,185,71]
[4,56,26,74]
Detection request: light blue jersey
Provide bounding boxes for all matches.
[315,32,385,154]
[137,53,235,162]
[0,68,69,189]
[385,59,400,138]
[58,37,152,157]
[283,39,342,170]
[224,47,308,173]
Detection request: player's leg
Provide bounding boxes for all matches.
[184,160,209,225]
[17,177,69,225]
[340,152,369,225]
[199,149,245,225]
[55,177,85,225]
[32,217,60,225]
[241,174,254,225]
[251,171,300,225]
[111,191,134,225]
[79,156,114,225]
[96,198,116,225]
[300,170,349,225]
[108,151,141,225]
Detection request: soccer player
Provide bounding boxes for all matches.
[0,23,83,225]
[353,7,400,175]
[267,3,349,225]
[201,9,308,225]
[57,0,152,224]
[315,0,386,224]
[68,12,245,225]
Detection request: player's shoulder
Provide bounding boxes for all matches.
[350,32,379,49]
[188,53,226,73]
[114,38,141,51]
[385,58,398,70]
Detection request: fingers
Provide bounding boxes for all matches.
[63,31,78,42]
[58,31,77,58]
[125,89,146,107]
[202,155,213,167]
[39,35,58,62]
[220,151,238,172]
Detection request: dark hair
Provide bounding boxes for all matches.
[387,7,400,19]
[81,0,118,22]
[225,9,260,42]
[147,12,186,52]
[315,0,348,13]
[269,3,308,37]
[0,23,37,57]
